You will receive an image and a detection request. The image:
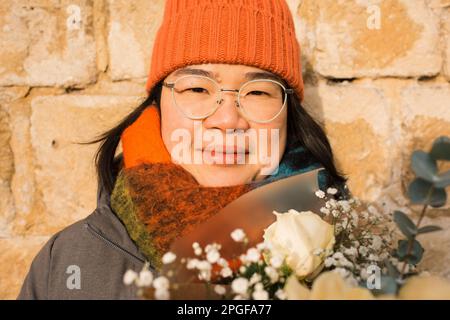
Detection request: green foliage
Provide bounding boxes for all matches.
[382,135,449,287]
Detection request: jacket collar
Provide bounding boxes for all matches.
[84,168,147,266]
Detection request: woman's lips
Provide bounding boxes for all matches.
[201,148,249,164]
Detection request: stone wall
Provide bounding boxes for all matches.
[1,0,449,299]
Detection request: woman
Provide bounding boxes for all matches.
[18,0,349,299]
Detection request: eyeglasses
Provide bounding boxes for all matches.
[162,75,294,123]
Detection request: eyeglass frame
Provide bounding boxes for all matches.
[162,75,294,124]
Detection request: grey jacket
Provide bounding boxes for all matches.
[17,181,148,300]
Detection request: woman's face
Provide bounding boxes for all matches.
[160,63,288,187]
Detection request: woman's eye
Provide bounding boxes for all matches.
[249,90,267,96]
[188,87,208,93]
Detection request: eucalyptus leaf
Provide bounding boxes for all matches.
[408,178,447,207]
[393,211,417,239]
[430,136,450,161]
[429,188,447,208]
[397,240,409,259]
[417,225,443,234]
[435,170,450,189]
[384,259,400,279]
[411,151,438,183]
[408,178,433,204]
[410,240,424,264]
[379,275,398,294]
[397,239,424,264]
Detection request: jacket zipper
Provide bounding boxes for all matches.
[84,222,148,267]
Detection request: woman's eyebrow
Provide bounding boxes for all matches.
[172,68,285,84]
[172,68,212,77]
[244,71,284,83]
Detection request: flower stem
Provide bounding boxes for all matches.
[400,186,433,277]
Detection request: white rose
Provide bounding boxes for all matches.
[263,210,335,278]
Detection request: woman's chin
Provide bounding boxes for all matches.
[186,165,262,187]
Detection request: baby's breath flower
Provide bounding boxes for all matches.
[328,199,338,208]
[344,247,358,257]
[153,276,170,290]
[368,254,379,262]
[350,211,359,227]
[341,217,349,228]
[214,285,226,296]
[197,260,211,271]
[162,252,176,264]
[194,247,202,256]
[220,267,233,278]
[327,187,338,195]
[324,257,336,268]
[269,255,283,268]
[196,260,212,280]
[231,229,246,242]
[333,267,350,278]
[154,288,170,300]
[370,235,383,251]
[186,258,199,270]
[264,266,279,283]
[136,269,153,287]
[275,289,287,300]
[231,278,249,295]
[254,283,264,291]
[332,252,344,260]
[379,252,389,261]
[217,258,229,268]
[123,270,138,286]
[367,205,379,215]
[239,254,248,265]
[358,246,369,256]
[252,288,269,300]
[338,200,351,213]
[256,242,267,251]
[360,268,369,280]
[315,190,326,199]
[246,248,261,263]
[239,266,247,273]
[206,249,220,264]
[249,273,262,285]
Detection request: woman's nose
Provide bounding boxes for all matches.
[203,92,249,131]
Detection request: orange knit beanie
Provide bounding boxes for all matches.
[145,0,305,102]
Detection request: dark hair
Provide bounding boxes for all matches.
[84,81,349,198]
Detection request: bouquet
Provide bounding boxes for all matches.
[123,136,450,300]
